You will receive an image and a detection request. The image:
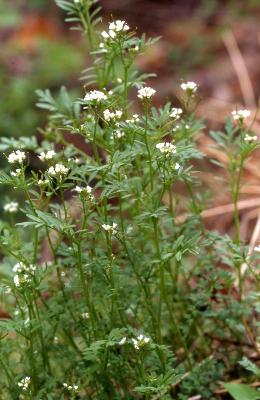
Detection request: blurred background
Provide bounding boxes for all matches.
[1,0,260,238]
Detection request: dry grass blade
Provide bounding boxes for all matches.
[240,211,260,279]
[223,30,255,108]
[175,198,260,224]
[248,211,260,256]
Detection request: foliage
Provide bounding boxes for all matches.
[223,383,260,400]
[0,0,259,399]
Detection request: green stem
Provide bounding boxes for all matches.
[153,218,192,367]
[231,157,244,300]
[232,158,243,244]
[144,105,153,191]
[93,108,101,163]
[76,240,97,335]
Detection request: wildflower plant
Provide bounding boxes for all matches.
[0,1,259,399]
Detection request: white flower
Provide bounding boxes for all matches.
[7,150,26,164]
[13,273,33,287]
[47,163,69,177]
[180,81,198,93]
[38,179,49,185]
[137,87,156,100]
[175,162,180,170]
[118,337,127,346]
[232,109,251,122]
[156,142,176,157]
[132,338,138,349]
[131,334,150,350]
[13,263,36,274]
[3,201,19,213]
[126,114,140,123]
[13,263,22,273]
[101,30,110,40]
[17,376,31,391]
[13,275,20,287]
[68,157,81,164]
[63,383,79,392]
[74,186,82,193]
[101,20,129,43]
[13,262,28,273]
[102,29,117,39]
[170,108,183,120]
[99,42,108,52]
[103,109,123,122]
[244,134,257,142]
[11,168,21,177]
[81,312,89,319]
[38,150,56,162]
[102,222,118,235]
[109,20,129,32]
[109,30,117,39]
[112,130,125,139]
[84,90,107,103]
[13,262,36,287]
[254,245,260,253]
[137,334,150,343]
[74,185,94,200]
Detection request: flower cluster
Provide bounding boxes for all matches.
[74,185,92,194]
[3,201,19,213]
[109,20,130,33]
[84,90,107,103]
[132,334,150,350]
[180,81,198,93]
[111,130,125,139]
[47,163,69,177]
[63,383,79,393]
[103,109,123,122]
[38,150,56,162]
[13,262,35,273]
[170,107,183,120]
[232,109,251,122]
[11,168,21,177]
[125,114,140,123]
[156,142,176,156]
[7,150,26,164]
[74,185,94,201]
[13,262,36,287]
[101,20,129,41]
[17,376,31,391]
[137,87,156,100]
[102,222,118,235]
[38,178,50,186]
[244,133,257,142]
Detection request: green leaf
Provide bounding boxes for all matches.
[239,357,260,378]
[223,383,260,400]
[55,0,75,13]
